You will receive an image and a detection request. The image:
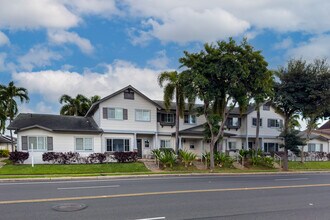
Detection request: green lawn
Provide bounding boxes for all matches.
[0,162,150,175]
[289,161,330,170]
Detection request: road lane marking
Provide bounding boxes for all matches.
[135,217,165,220]
[1,183,330,205]
[275,178,309,181]
[57,185,120,190]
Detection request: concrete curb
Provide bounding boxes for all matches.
[1,170,330,182]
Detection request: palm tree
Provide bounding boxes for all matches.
[158,71,186,153]
[59,94,101,116]
[0,81,29,151]
[0,99,6,134]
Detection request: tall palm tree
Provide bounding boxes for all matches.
[0,99,6,134]
[59,94,101,116]
[158,71,186,153]
[0,81,29,151]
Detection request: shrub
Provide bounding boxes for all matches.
[88,153,106,164]
[42,152,80,164]
[113,152,138,163]
[9,151,29,164]
[260,156,274,168]
[159,148,175,154]
[179,150,196,167]
[0,149,10,158]
[202,152,210,167]
[158,150,176,168]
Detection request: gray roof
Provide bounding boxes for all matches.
[298,131,329,141]
[176,124,236,137]
[0,135,15,144]
[8,113,102,133]
[86,85,162,116]
[319,121,330,130]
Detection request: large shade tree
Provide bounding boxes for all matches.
[273,59,330,170]
[59,94,100,116]
[180,38,270,170]
[0,81,29,151]
[158,71,189,153]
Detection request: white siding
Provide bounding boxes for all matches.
[17,128,101,164]
[92,108,101,127]
[99,92,157,132]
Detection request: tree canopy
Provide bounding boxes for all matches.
[59,94,101,116]
[180,38,271,169]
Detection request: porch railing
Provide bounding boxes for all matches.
[274,153,282,169]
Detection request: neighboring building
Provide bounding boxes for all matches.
[8,85,285,163]
[0,135,16,151]
[299,121,330,153]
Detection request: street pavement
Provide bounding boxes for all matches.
[1,173,330,219]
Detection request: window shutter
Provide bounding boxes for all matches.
[123,109,128,120]
[103,108,108,119]
[47,137,53,151]
[21,136,28,150]
[157,113,161,122]
[267,119,271,127]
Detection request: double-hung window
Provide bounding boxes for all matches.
[28,136,47,151]
[109,108,123,120]
[228,117,240,127]
[163,113,174,123]
[106,139,130,152]
[160,140,171,148]
[228,142,236,150]
[135,109,151,121]
[75,137,93,151]
[184,115,196,124]
[252,118,262,126]
[267,119,283,128]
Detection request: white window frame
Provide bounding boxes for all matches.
[28,136,47,151]
[106,138,130,152]
[108,108,124,120]
[267,119,282,128]
[160,140,171,148]
[184,115,196,124]
[163,113,174,123]
[75,137,94,151]
[252,118,262,127]
[228,141,236,150]
[144,139,150,148]
[135,109,151,122]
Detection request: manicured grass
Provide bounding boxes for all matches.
[0,162,150,175]
[289,161,330,170]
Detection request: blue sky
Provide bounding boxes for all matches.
[0,0,329,128]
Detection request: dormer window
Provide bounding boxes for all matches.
[124,89,134,100]
[263,104,270,111]
[227,117,240,128]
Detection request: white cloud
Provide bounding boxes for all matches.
[132,7,250,44]
[18,45,62,71]
[64,0,119,17]
[0,31,10,46]
[287,35,330,61]
[0,0,80,30]
[274,38,293,50]
[0,53,7,71]
[147,50,170,69]
[125,0,330,44]
[48,30,94,54]
[12,60,166,104]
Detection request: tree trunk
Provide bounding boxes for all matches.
[283,148,288,171]
[254,105,261,151]
[175,93,180,154]
[209,140,215,170]
[282,116,290,171]
[302,126,312,163]
[9,118,14,152]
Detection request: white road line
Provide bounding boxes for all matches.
[275,178,309,181]
[135,217,165,220]
[57,185,120,190]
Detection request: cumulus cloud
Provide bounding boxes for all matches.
[0,31,10,46]
[18,45,62,71]
[147,50,170,69]
[286,35,330,61]
[0,0,79,30]
[125,0,330,44]
[12,60,165,103]
[274,38,293,50]
[48,30,94,54]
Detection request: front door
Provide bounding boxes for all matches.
[137,139,142,158]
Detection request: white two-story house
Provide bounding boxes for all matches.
[8,85,286,163]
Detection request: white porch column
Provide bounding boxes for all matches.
[155,133,158,149]
[261,137,264,151]
[133,133,137,150]
[179,137,182,150]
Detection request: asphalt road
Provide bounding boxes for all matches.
[1,173,330,219]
